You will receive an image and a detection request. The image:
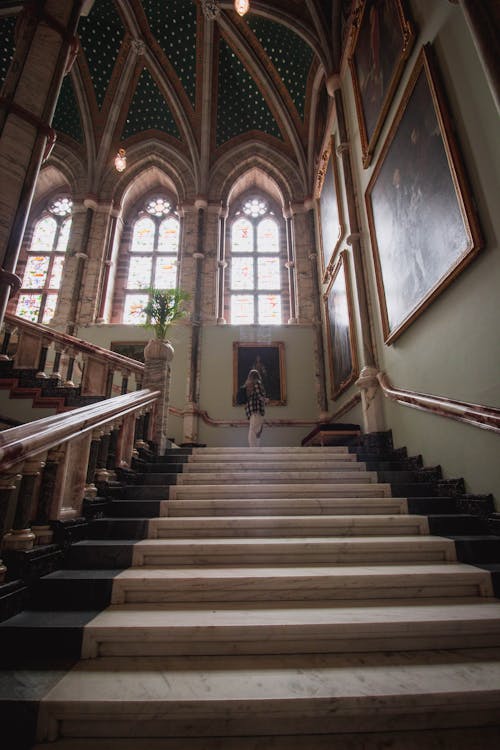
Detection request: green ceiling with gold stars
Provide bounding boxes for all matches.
[216,38,282,146]
[122,67,181,141]
[52,76,84,144]
[0,15,16,91]
[0,1,336,190]
[247,15,314,120]
[78,0,124,109]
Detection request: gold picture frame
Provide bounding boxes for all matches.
[316,135,345,281]
[324,250,359,399]
[233,341,286,406]
[365,45,483,344]
[348,0,415,167]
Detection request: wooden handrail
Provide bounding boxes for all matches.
[4,313,144,375]
[0,388,160,472]
[377,372,500,434]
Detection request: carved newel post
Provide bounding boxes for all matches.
[143,338,174,455]
[355,366,386,434]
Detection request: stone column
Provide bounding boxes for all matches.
[143,338,175,455]
[216,204,228,324]
[283,207,298,324]
[181,198,205,445]
[0,0,83,329]
[355,366,385,435]
[51,197,96,333]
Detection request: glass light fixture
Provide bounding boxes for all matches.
[234,0,249,17]
[114,148,127,172]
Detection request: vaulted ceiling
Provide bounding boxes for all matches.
[0,1,354,198]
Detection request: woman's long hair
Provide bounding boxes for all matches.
[244,369,263,398]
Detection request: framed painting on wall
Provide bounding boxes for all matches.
[365,45,483,345]
[348,0,415,167]
[110,341,145,363]
[316,136,344,280]
[233,342,286,406]
[324,250,359,399]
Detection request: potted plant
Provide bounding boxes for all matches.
[142,287,190,341]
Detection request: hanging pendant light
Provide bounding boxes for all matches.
[114,148,127,172]
[234,0,249,17]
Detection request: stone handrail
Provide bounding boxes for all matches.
[0,388,159,472]
[0,388,160,577]
[1,313,144,396]
[377,372,500,434]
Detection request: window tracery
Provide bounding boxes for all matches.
[15,197,72,323]
[228,197,283,325]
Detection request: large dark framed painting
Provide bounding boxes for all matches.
[324,250,359,399]
[233,342,286,406]
[348,0,415,167]
[316,136,344,280]
[365,45,483,345]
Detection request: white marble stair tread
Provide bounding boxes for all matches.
[183,460,365,471]
[36,649,500,740]
[191,446,351,454]
[148,514,429,538]
[130,536,456,566]
[111,563,494,603]
[162,496,407,517]
[168,483,392,500]
[81,601,500,658]
[175,471,377,485]
[29,727,500,750]
[188,452,358,464]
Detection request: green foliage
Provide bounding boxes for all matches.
[142,287,190,340]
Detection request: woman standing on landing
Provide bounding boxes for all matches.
[244,369,268,447]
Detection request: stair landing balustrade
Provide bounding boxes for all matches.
[0,313,144,401]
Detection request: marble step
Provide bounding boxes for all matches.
[167,483,392,500]
[182,460,363,472]
[29,726,500,750]
[111,563,494,603]
[191,446,350,454]
[129,536,456,566]
[81,601,500,658]
[148,514,430,538]
[187,453,358,464]
[164,496,407,517]
[175,471,377,485]
[35,649,500,741]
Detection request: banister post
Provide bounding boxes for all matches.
[0,471,22,582]
[2,457,46,551]
[355,366,386,434]
[31,447,64,545]
[143,338,174,455]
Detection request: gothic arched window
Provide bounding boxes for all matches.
[16,196,72,323]
[122,196,180,324]
[229,197,283,325]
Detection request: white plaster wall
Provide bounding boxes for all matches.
[80,322,321,448]
[341,0,500,500]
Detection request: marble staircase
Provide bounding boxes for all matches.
[2,444,500,748]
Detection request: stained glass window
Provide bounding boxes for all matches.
[232,218,253,253]
[131,217,155,253]
[122,196,180,324]
[15,197,72,323]
[229,196,282,324]
[158,217,180,253]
